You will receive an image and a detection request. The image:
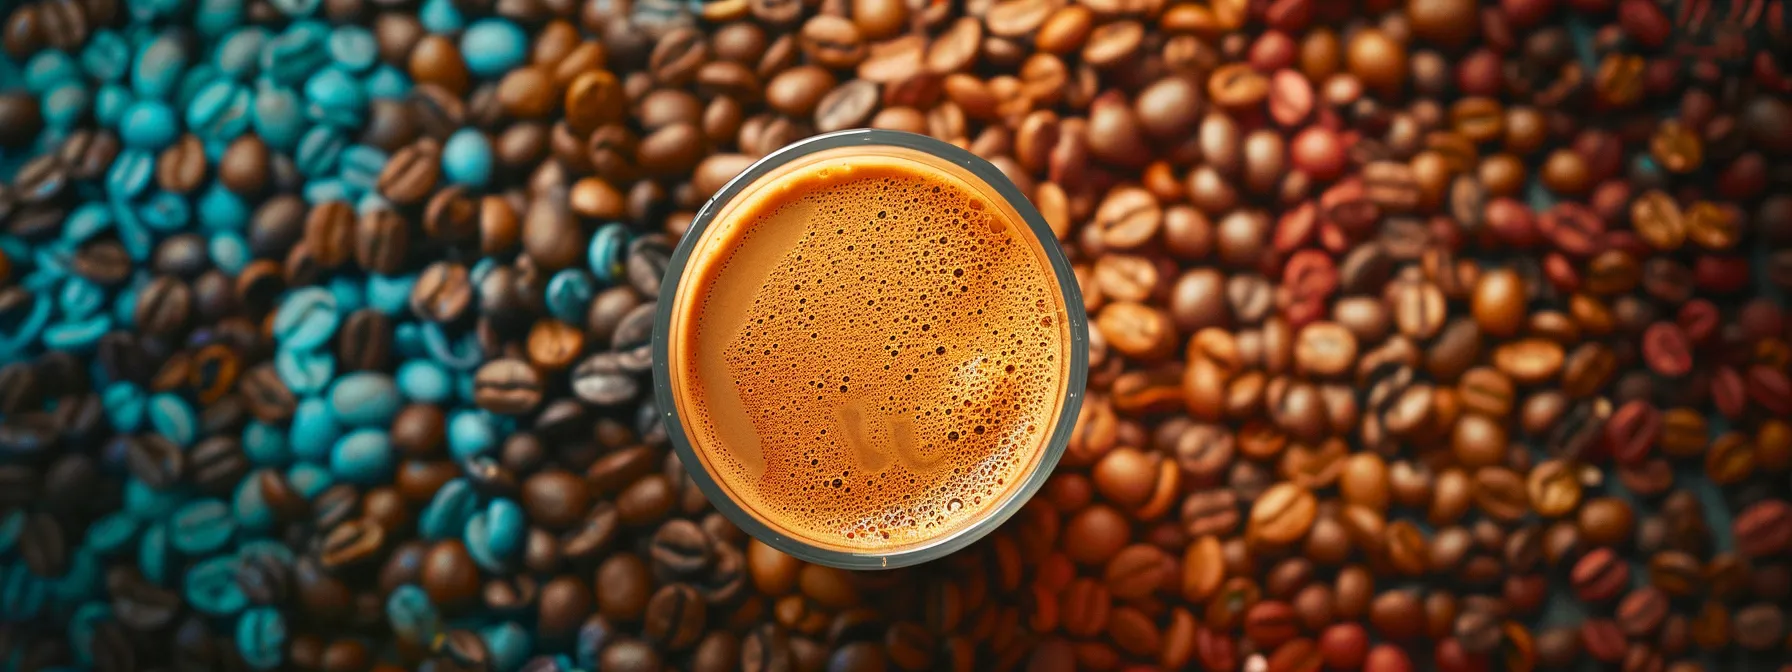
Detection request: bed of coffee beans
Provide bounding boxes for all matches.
[1,0,1790,670]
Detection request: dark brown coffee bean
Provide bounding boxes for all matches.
[644,583,707,650]
[378,139,442,204]
[472,358,544,414]
[17,513,68,578]
[319,519,386,571]
[111,571,183,631]
[186,436,248,494]
[336,309,392,372]
[126,434,185,489]
[814,79,879,133]
[411,262,473,323]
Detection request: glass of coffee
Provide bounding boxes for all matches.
[653,129,1089,569]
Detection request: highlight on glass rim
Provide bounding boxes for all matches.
[0,0,1790,670]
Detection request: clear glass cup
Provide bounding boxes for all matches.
[652,129,1089,569]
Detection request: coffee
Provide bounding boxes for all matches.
[664,136,1077,556]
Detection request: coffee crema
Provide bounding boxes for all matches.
[668,146,1072,553]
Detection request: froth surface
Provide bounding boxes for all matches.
[675,152,1068,552]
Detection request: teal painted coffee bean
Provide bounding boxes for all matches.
[460,19,528,79]
[328,276,366,313]
[0,511,21,555]
[209,232,252,274]
[120,100,179,149]
[199,184,251,231]
[215,27,270,79]
[63,203,115,244]
[123,478,183,522]
[0,563,48,619]
[447,409,498,461]
[393,322,426,359]
[397,360,452,403]
[186,80,253,141]
[42,315,113,352]
[469,257,498,286]
[275,348,336,397]
[442,129,493,188]
[296,125,347,177]
[241,421,290,467]
[328,372,400,427]
[40,84,91,132]
[269,0,322,17]
[94,84,134,129]
[58,277,105,320]
[587,224,629,284]
[386,584,441,645]
[105,148,155,200]
[303,178,354,205]
[185,555,248,616]
[250,85,304,150]
[422,322,484,371]
[133,35,190,100]
[482,622,533,672]
[25,51,80,95]
[464,498,525,572]
[272,287,341,350]
[102,383,147,433]
[137,522,171,584]
[328,26,378,73]
[456,371,478,405]
[237,540,295,567]
[177,64,223,110]
[545,270,595,324]
[52,549,103,606]
[418,478,476,540]
[194,0,245,36]
[146,392,198,447]
[286,463,334,499]
[304,67,366,128]
[82,512,140,557]
[0,298,52,357]
[363,65,411,99]
[23,269,63,295]
[259,21,330,86]
[289,397,341,463]
[137,191,192,231]
[237,607,287,670]
[338,145,387,192]
[109,198,155,261]
[111,281,141,326]
[419,0,467,33]
[232,472,275,534]
[330,428,394,485]
[168,499,235,556]
[82,31,132,82]
[66,602,110,665]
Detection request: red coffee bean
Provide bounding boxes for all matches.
[1711,366,1748,419]
[1677,299,1720,344]
[1734,499,1792,558]
[1570,548,1629,602]
[1579,618,1627,663]
[1641,322,1693,377]
[1605,399,1662,466]
[1746,365,1792,415]
[1318,622,1369,669]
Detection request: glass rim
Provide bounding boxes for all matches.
[651,129,1091,570]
